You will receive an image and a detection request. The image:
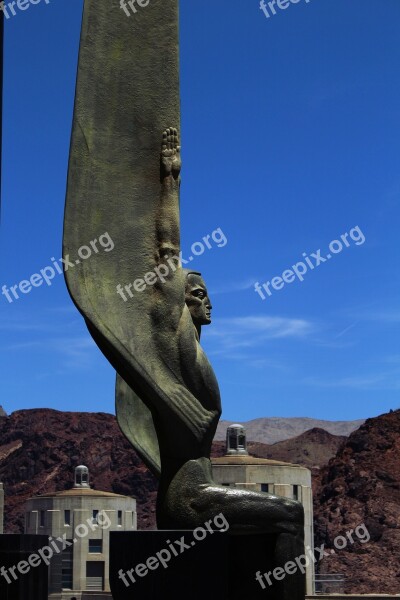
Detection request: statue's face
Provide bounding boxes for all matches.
[185,273,212,326]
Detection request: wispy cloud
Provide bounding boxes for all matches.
[383,355,400,365]
[368,311,400,323]
[209,279,255,295]
[2,341,42,351]
[0,335,98,369]
[334,320,359,339]
[216,315,314,338]
[344,307,400,325]
[47,304,77,315]
[52,336,99,369]
[206,315,315,355]
[0,304,100,371]
[0,319,46,333]
[304,372,400,391]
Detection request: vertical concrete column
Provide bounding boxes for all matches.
[73,509,88,591]
[301,485,314,595]
[103,510,113,592]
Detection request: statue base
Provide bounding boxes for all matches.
[110,531,286,599]
[0,534,49,600]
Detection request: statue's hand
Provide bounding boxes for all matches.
[161,127,181,180]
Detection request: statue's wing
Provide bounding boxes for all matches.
[116,373,161,479]
[64,0,218,459]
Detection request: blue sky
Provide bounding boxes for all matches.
[1,0,400,422]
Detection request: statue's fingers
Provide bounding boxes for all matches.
[167,128,173,149]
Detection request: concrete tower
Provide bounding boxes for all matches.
[212,425,315,595]
[25,465,137,599]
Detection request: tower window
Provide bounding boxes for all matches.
[293,485,300,500]
[40,510,45,527]
[61,543,73,589]
[89,539,103,553]
[229,434,238,450]
[261,483,271,493]
[92,510,99,524]
[117,510,122,526]
[64,510,71,526]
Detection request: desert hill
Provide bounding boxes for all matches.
[247,427,346,471]
[215,416,364,444]
[2,407,399,593]
[0,409,158,532]
[0,408,340,532]
[313,409,400,594]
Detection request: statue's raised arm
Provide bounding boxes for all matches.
[116,128,222,481]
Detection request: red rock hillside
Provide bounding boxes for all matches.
[0,409,342,534]
[313,409,400,594]
[0,409,158,532]
[248,427,346,473]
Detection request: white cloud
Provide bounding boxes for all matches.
[205,315,315,355]
[304,372,400,391]
[209,279,256,295]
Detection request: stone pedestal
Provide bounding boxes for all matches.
[0,534,49,600]
[110,531,292,600]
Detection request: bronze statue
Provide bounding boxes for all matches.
[114,128,305,599]
[63,2,305,597]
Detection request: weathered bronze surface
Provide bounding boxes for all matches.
[64,2,305,597]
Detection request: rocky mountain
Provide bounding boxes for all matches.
[0,409,341,534]
[215,417,364,444]
[313,409,400,595]
[2,407,399,593]
[247,427,346,471]
[0,409,158,532]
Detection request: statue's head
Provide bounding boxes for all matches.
[184,270,212,326]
